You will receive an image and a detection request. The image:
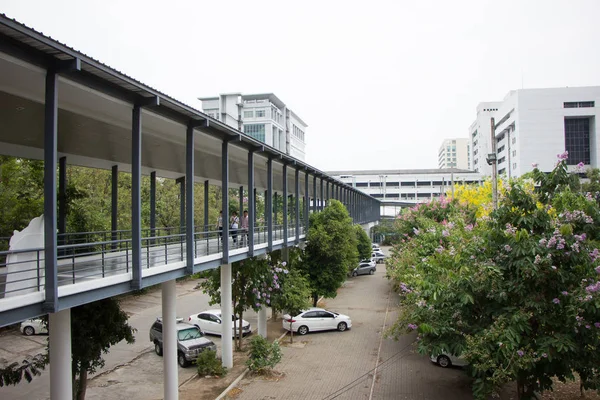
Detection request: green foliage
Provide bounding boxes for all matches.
[71,298,136,399]
[387,156,600,400]
[300,200,358,306]
[245,335,282,374]
[0,354,48,387]
[196,350,227,377]
[354,225,372,260]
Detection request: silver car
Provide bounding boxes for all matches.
[430,353,468,368]
[352,260,376,276]
[20,318,47,336]
[282,307,352,335]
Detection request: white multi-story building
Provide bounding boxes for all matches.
[199,93,307,161]
[438,138,471,170]
[469,102,500,175]
[470,86,600,177]
[328,168,484,216]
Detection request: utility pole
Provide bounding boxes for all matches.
[450,172,455,200]
[487,117,498,210]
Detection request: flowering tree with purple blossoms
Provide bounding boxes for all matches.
[388,154,600,399]
[199,256,288,350]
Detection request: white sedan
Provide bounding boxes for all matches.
[188,309,251,337]
[430,353,468,368]
[282,308,352,335]
[20,318,47,336]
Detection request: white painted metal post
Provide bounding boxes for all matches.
[49,309,72,400]
[221,263,233,368]
[162,280,178,400]
[258,307,267,338]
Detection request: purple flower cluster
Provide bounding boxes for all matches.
[505,223,517,235]
[533,254,542,265]
[552,298,560,304]
[574,233,587,242]
[407,323,418,330]
[561,210,594,224]
[465,224,474,232]
[585,281,600,293]
[399,282,412,294]
[590,249,600,262]
[504,245,512,252]
[517,350,524,357]
[557,151,569,160]
[442,230,450,237]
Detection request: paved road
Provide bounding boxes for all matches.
[234,262,476,400]
[0,278,261,400]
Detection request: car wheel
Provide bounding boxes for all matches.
[178,352,188,368]
[154,342,163,356]
[297,325,309,335]
[437,355,452,368]
[369,269,375,275]
[23,326,35,336]
[337,322,347,332]
[352,271,358,277]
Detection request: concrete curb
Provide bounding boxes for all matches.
[214,329,289,400]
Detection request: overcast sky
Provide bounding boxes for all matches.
[1,0,599,172]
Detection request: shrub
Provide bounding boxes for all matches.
[246,335,282,374]
[196,350,227,377]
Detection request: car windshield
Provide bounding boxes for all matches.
[215,313,239,321]
[178,328,203,341]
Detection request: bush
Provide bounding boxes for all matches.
[196,350,227,377]
[246,335,282,374]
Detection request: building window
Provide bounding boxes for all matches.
[386,181,399,187]
[244,124,266,142]
[255,109,266,118]
[512,163,517,170]
[564,117,591,165]
[356,182,368,187]
[498,156,506,164]
[564,101,595,108]
[243,110,254,118]
[512,150,516,157]
[497,145,505,153]
[401,182,415,187]
[512,136,516,144]
[498,168,506,175]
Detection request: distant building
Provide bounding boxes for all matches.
[470,86,600,177]
[438,138,470,170]
[199,93,307,161]
[327,168,484,216]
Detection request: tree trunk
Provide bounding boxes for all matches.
[271,307,277,322]
[237,313,243,351]
[76,369,88,400]
[312,293,318,307]
[289,320,294,344]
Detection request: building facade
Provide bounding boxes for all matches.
[469,102,500,175]
[438,138,471,170]
[328,168,484,216]
[470,87,600,177]
[199,93,307,161]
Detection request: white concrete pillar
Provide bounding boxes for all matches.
[258,306,267,338]
[162,280,178,400]
[49,308,72,400]
[220,263,233,368]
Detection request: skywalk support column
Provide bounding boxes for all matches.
[305,170,310,231]
[49,309,71,400]
[186,123,195,274]
[204,180,209,232]
[150,171,156,240]
[239,186,244,223]
[221,263,233,368]
[176,177,185,235]
[320,178,325,211]
[295,168,300,244]
[267,158,273,251]
[112,165,118,249]
[162,280,177,400]
[248,150,255,256]
[282,164,288,245]
[312,175,317,214]
[131,104,143,290]
[43,68,59,314]
[221,139,230,263]
[58,156,66,248]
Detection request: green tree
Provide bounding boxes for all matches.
[354,225,371,261]
[300,199,358,306]
[199,256,286,350]
[276,268,311,343]
[387,155,600,399]
[71,298,136,400]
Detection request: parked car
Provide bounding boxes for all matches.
[20,318,47,336]
[430,353,468,368]
[188,309,251,337]
[371,243,379,249]
[372,250,386,263]
[149,317,217,367]
[282,307,352,335]
[352,259,376,276]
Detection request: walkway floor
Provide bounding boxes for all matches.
[232,262,517,400]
